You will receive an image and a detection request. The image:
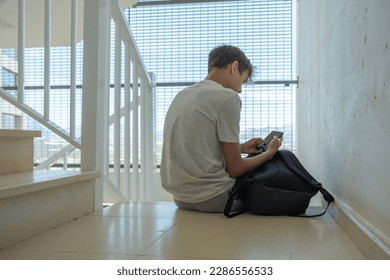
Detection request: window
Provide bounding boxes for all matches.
[1,55,20,129]
[2,67,17,87]
[2,48,18,60]
[2,113,20,129]
[128,0,296,164]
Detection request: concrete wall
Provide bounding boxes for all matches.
[297,0,390,256]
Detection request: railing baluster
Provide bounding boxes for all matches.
[140,77,146,201]
[44,0,51,121]
[63,154,68,170]
[124,43,131,199]
[70,0,77,139]
[17,0,25,103]
[132,63,139,201]
[114,20,122,189]
[145,72,156,201]
[103,8,112,183]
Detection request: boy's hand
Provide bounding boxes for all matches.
[263,136,283,157]
[240,138,264,154]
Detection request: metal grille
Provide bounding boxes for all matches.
[128,0,296,163]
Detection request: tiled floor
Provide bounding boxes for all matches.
[0,201,366,260]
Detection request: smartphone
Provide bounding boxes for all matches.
[256,131,284,152]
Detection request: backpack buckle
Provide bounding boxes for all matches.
[311,180,323,189]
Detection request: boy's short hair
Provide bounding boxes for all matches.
[208,45,254,81]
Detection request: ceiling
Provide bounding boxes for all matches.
[0,0,138,48]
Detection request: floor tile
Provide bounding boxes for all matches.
[0,248,137,260]
[142,216,292,259]
[9,215,175,256]
[286,218,366,259]
[92,201,225,220]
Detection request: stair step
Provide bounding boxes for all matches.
[0,170,100,249]
[0,129,41,175]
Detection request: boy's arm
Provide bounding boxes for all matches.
[222,136,282,178]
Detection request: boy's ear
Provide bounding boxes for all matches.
[230,60,239,73]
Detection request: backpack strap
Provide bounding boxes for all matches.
[278,150,335,217]
[224,189,247,218]
[224,173,252,218]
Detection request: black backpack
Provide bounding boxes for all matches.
[224,150,334,218]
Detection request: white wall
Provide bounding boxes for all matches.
[297,0,390,250]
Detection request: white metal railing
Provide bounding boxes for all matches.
[108,0,156,202]
[0,0,156,206]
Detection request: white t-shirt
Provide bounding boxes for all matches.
[160,79,241,203]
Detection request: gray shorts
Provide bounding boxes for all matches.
[174,188,244,213]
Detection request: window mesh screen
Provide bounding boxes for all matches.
[128,0,296,164]
[0,44,84,167]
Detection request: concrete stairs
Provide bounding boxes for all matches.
[0,129,99,249]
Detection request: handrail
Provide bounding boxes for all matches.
[81,0,156,203]
[0,87,81,149]
[1,0,156,204]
